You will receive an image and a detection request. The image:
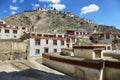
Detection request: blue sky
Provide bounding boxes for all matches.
[0,0,120,29]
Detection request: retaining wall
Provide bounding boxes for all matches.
[42,54,120,80]
[42,54,104,80]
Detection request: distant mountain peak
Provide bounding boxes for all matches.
[1,8,120,34]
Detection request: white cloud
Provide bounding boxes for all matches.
[12,0,17,3]
[32,3,40,8]
[81,4,99,15]
[39,0,60,3]
[12,0,24,3]
[11,11,16,15]
[38,0,50,2]
[9,5,19,10]
[51,0,60,3]
[20,0,24,3]
[50,3,66,11]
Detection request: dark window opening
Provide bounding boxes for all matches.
[53,40,57,45]
[35,40,40,45]
[106,34,110,39]
[13,30,17,34]
[35,49,40,54]
[61,41,64,45]
[46,40,48,44]
[5,30,9,33]
[44,48,49,53]
[54,49,57,52]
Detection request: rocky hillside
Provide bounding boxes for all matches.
[112,39,120,50]
[1,8,120,34]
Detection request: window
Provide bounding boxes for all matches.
[0,22,3,24]
[5,30,9,33]
[13,30,17,34]
[80,32,82,35]
[0,29,1,33]
[54,49,57,52]
[61,41,64,45]
[35,49,40,54]
[22,27,25,30]
[37,34,42,37]
[107,46,111,50]
[35,40,40,45]
[46,40,48,44]
[53,40,57,45]
[76,32,79,35]
[83,32,86,35]
[67,31,74,35]
[106,34,110,39]
[31,33,35,36]
[58,35,62,38]
[44,48,49,53]
[118,36,120,38]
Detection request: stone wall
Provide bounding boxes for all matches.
[0,39,27,61]
[74,49,94,59]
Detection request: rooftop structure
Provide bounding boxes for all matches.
[73,45,106,59]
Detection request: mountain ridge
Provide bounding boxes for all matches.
[1,8,120,34]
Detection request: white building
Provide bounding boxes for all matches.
[0,19,6,24]
[66,29,88,48]
[28,33,67,56]
[67,29,88,36]
[0,20,22,39]
[91,32,114,44]
[114,34,120,39]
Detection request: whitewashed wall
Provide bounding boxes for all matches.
[0,28,21,39]
[29,38,67,56]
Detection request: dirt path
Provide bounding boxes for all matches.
[28,57,65,75]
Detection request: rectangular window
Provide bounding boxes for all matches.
[5,30,9,33]
[106,34,110,39]
[44,48,49,53]
[76,32,79,35]
[61,41,64,45]
[13,30,17,34]
[0,29,1,33]
[83,32,86,35]
[54,49,57,52]
[53,40,57,45]
[35,49,40,54]
[37,34,42,37]
[58,35,62,38]
[46,40,48,44]
[35,40,40,45]
[31,33,35,36]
